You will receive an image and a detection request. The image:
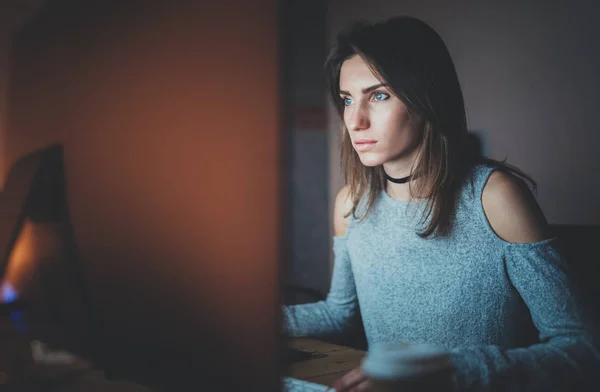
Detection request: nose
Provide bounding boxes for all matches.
[347,104,370,131]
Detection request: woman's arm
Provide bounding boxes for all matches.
[283,186,361,339]
[450,171,600,391]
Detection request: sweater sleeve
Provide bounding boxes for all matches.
[449,237,600,391]
[283,236,360,339]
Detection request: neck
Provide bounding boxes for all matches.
[385,181,411,201]
[382,161,412,179]
[382,158,422,202]
[382,148,421,178]
[382,151,423,200]
[382,166,412,202]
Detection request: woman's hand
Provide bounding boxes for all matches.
[330,367,370,391]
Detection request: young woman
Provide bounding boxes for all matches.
[284,16,599,391]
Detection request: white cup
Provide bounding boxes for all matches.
[361,343,456,392]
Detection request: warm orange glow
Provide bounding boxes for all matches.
[2,219,62,296]
[3,219,36,294]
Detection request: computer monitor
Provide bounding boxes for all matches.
[0,145,51,286]
[0,145,97,354]
[0,146,50,319]
[0,144,68,304]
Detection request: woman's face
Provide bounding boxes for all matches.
[339,55,423,169]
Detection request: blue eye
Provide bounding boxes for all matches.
[343,97,353,106]
[374,92,389,101]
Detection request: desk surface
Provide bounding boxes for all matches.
[287,338,366,387]
[1,314,364,391]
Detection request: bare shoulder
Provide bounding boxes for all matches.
[481,170,551,243]
[333,185,353,237]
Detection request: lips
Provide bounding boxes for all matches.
[354,139,377,152]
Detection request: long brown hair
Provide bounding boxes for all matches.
[325,17,535,238]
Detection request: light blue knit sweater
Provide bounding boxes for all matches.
[284,164,600,391]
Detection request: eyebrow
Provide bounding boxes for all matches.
[339,83,389,96]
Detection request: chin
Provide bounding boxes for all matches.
[357,153,385,167]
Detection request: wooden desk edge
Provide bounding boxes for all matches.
[286,338,366,387]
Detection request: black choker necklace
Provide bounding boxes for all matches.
[384,171,413,184]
